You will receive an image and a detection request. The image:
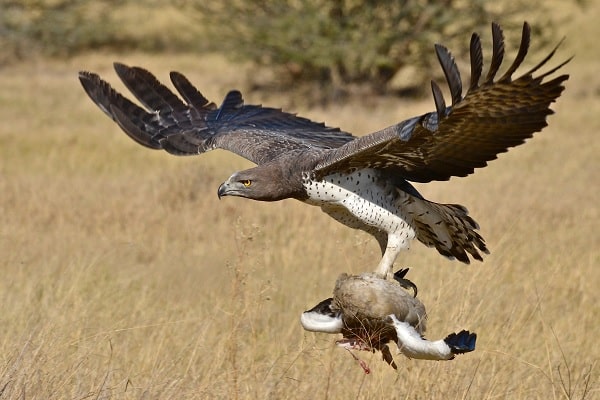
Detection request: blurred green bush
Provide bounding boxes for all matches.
[184,0,569,96]
[1,0,120,62]
[0,0,572,97]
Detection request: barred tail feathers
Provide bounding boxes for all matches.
[405,197,489,263]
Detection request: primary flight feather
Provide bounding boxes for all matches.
[79,22,569,279]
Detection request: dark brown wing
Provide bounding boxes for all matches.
[313,22,571,182]
[79,63,355,165]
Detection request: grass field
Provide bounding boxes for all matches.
[1,5,598,400]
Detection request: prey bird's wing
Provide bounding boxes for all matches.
[79,63,355,165]
[313,22,570,182]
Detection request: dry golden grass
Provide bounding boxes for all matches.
[1,6,599,400]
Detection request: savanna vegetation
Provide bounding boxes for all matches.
[0,0,580,96]
[0,1,597,398]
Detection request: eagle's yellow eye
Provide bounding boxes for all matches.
[241,180,252,187]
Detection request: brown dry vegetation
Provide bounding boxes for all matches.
[0,4,599,400]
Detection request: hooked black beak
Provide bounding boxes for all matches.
[217,182,227,199]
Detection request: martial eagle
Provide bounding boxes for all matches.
[79,22,569,279]
[301,269,476,371]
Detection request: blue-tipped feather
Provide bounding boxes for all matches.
[444,330,477,354]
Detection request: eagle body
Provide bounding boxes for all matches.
[79,22,569,279]
[302,169,416,276]
[301,168,487,276]
[303,169,415,238]
[302,169,409,230]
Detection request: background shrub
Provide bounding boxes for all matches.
[186,0,567,96]
[0,0,579,97]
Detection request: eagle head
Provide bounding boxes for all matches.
[217,165,303,202]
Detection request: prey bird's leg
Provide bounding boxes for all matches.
[344,348,371,374]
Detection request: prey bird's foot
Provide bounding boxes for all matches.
[444,330,477,356]
[380,344,398,370]
[335,338,372,352]
[393,268,418,297]
[344,348,371,375]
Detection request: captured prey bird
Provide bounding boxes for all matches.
[78,22,569,279]
[300,269,476,371]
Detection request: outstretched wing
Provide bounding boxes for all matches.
[79,63,355,165]
[313,22,570,182]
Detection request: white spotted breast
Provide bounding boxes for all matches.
[301,169,413,233]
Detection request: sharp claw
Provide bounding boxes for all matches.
[393,268,419,297]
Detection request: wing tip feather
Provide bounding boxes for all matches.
[109,104,162,150]
[498,22,531,83]
[434,44,462,105]
[484,22,505,84]
[169,71,216,110]
[430,80,447,119]
[469,32,483,91]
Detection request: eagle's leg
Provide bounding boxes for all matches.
[374,230,414,280]
[373,235,406,279]
[373,253,395,279]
